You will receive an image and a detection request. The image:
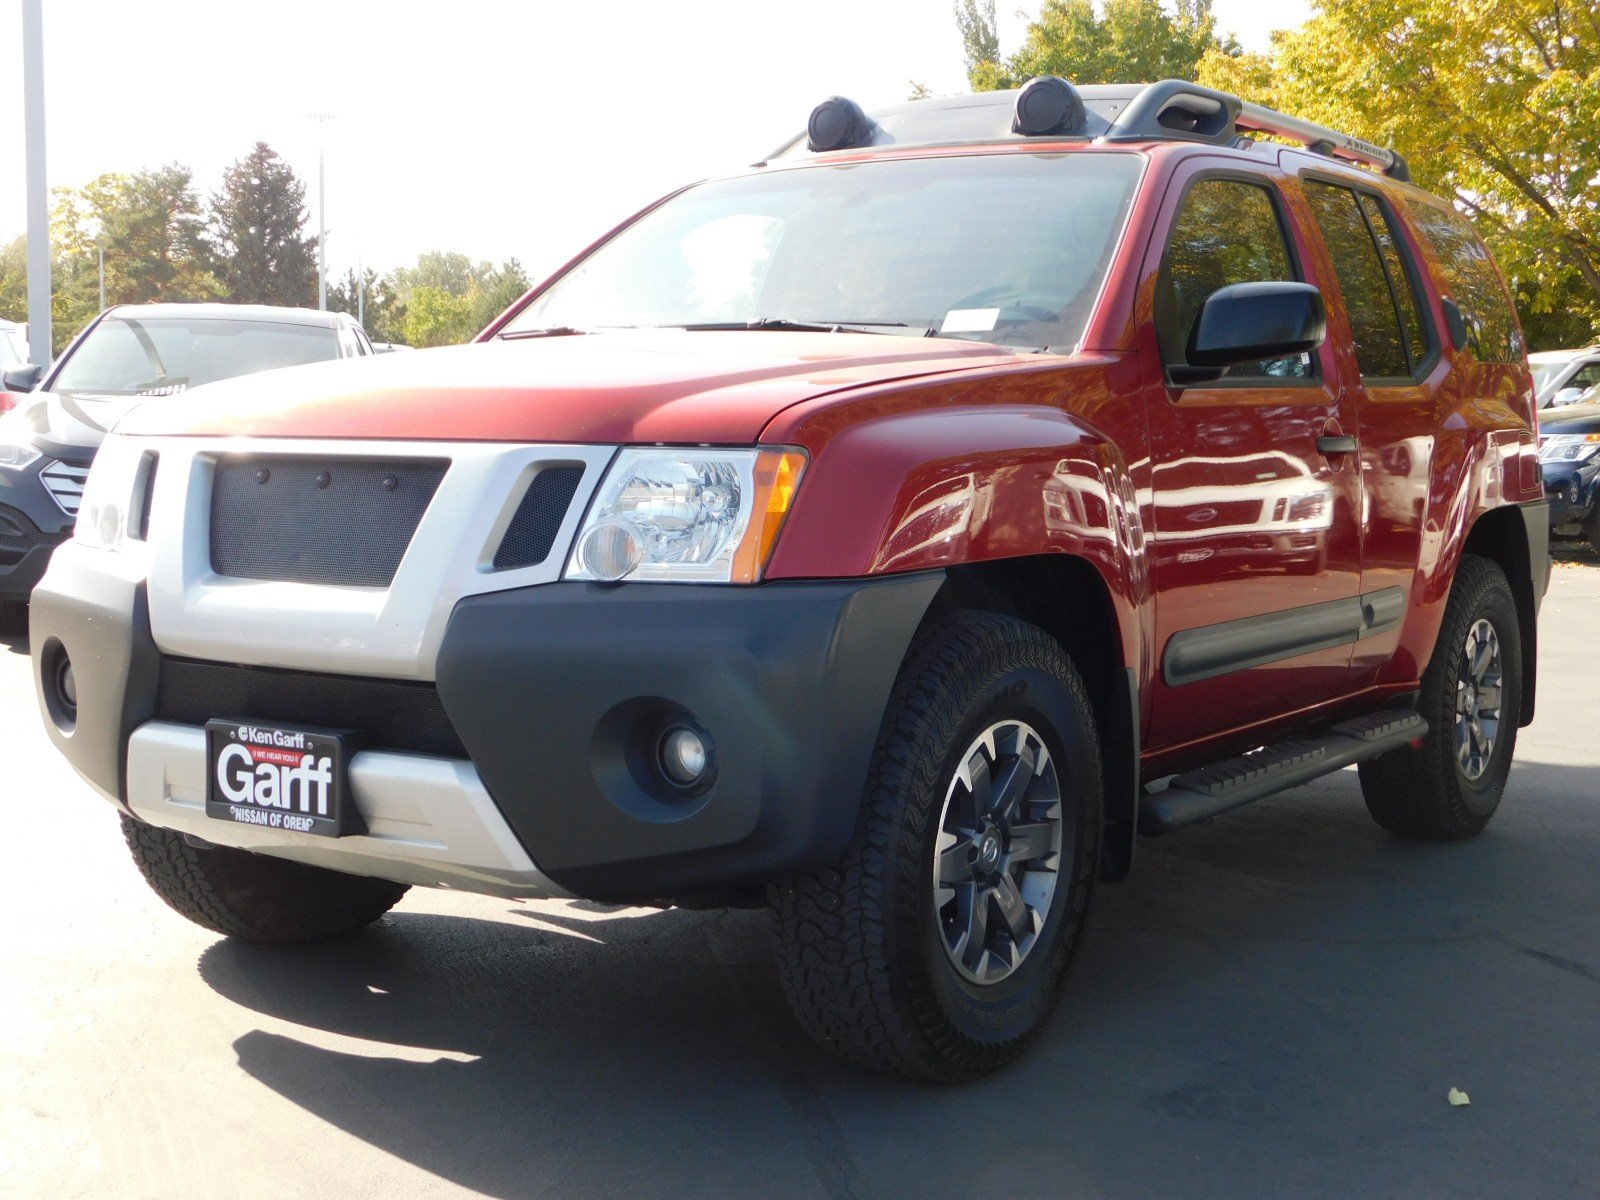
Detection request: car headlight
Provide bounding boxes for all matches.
[74,435,150,551]
[1539,433,1600,464]
[0,412,40,470]
[566,447,807,583]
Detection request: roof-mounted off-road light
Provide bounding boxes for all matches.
[807,96,873,152]
[1012,75,1085,136]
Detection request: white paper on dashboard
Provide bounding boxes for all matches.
[940,308,1000,333]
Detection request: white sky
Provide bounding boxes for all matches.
[0,0,1310,282]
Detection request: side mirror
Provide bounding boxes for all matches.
[1552,386,1585,408]
[1186,281,1326,370]
[2,363,42,392]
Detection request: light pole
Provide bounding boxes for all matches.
[307,113,335,309]
[22,0,52,365]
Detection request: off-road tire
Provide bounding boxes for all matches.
[1358,555,1522,840]
[122,816,408,943]
[770,611,1103,1081]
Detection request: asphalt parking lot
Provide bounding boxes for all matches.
[3,551,1598,1200]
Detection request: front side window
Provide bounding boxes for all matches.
[48,317,342,398]
[1303,181,1421,380]
[1157,177,1310,380]
[1404,199,1522,363]
[504,152,1146,354]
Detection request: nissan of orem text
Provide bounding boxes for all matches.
[33,79,1548,1080]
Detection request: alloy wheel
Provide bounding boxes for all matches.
[932,719,1066,985]
[1455,617,1504,782]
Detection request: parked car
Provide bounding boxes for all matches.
[1539,399,1600,549]
[1529,347,1600,408]
[31,79,1547,1080]
[0,319,33,411]
[0,303,372,624]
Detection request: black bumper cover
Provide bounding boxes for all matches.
[435,574,942,901]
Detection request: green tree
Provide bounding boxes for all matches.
[0,235,28,324]
[208,142,317,306]
[43,166,223,350]
[466,257,531,332]
[403,285,476,347]
[327,266,407,344]
[1200,0,1600,347]
[963,0,1223,92]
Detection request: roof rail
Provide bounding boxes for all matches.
[1100,79,1410,183]
[1235,101,1410,183]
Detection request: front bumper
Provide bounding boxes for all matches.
[1541,459,1599,531]
[0,455,77,602]
[32,548,941,902]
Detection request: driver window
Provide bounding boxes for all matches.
[1158,178,1310,380]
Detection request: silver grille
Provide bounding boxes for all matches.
[41,460,90,516]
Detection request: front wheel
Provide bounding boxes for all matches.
[770,611,1103,1081]
[122,817,409,943]
[1359,555,1522,840]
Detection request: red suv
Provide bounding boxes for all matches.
[32,79,1548,1080]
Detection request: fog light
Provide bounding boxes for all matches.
[578,520,645,581]
[659,726,709,787]
[57,658,77,713]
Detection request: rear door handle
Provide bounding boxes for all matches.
[1318,435,1359,455]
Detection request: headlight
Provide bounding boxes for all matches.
[566,447,807,583]
[1539,433,1600,463]
[74,435,149,551]
[0,412,40,470]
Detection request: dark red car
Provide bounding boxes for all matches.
[32,79,1547,1080]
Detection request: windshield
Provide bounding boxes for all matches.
[503,152,1145,353]
[48,316,341,397]
[1531,360,1569,397]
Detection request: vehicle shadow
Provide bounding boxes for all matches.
[197,760,1600,1199]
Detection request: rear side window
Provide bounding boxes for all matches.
[1404,199,1522,363]
[1302,181,1432,380]
[1158,177,1310,380]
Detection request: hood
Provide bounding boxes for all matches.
[1541,401,1600,435]
[5,389,146,455]
[114,331,1033,444]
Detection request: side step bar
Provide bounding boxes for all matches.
[1138,708,1427,836]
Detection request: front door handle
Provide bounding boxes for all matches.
[1318,434,1358,455]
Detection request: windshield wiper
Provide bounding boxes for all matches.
[499,325,591,340]
[667,318,929,335]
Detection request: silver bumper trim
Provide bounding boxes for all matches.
[125,721,570,899]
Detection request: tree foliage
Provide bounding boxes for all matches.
[209,142,317,307]
[42,167,223,351]
[961,0,1223,91]
[1198,0,1600,347]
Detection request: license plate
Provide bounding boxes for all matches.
[205,720,362,838]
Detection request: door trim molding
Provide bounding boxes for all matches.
[1163,586,1406,686]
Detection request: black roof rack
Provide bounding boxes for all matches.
[772,79,1410,183]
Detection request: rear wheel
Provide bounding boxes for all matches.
[1358,555,1522,840]
[770,611,1102,1081]
[122,817,408,943]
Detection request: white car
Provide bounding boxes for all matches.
[1529,347,1600,408]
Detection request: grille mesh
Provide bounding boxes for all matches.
[493,465,584,570]
[0,503,49,561]
[155,657,467,759]
[209,456,448,587]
